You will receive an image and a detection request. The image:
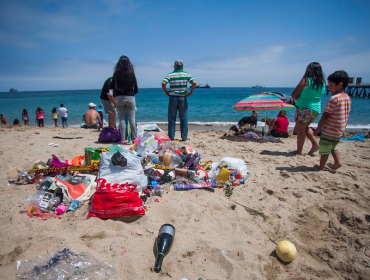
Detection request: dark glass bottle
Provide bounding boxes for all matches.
[154,224,175,273]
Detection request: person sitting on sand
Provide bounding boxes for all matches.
[227,111,259,136]
[0,114,10,125]
[313,70,351,171]
[266,110,289,138]
[83,103,102,130]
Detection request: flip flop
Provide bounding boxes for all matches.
[308,146,319,156]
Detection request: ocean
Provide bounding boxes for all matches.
[0,87,369,130]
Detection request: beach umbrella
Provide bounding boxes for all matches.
[233,92,296,134]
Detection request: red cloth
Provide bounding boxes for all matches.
[274,117,289,133]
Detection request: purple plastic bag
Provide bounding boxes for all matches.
[98,127,121,143]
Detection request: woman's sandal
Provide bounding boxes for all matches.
[308,146,319,156]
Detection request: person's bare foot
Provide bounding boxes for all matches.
[290,150,305,156]
[328,162,342,170]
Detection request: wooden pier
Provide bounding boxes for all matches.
[326,84,370,98]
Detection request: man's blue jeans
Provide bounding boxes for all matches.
[168,96,188,140]
[61,117,68,128]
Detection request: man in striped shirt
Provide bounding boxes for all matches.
[313,70,351,170]
[162,59,197,141]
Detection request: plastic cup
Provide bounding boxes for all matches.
[56,204,66,215]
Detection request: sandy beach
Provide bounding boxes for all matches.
[0,124,369,280]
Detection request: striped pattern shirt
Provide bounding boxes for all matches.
[322,93,351,138]
[163,69,194,96]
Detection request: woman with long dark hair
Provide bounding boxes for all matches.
[109,55,138,143]
[36,107,47,127]
[22,109,29,125]
[292,62,326,155]
[266,110,289,138]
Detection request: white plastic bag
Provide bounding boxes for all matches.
[98,150,148,193]
[207,162,221,180]
[136,132,159,156]
[219,157,249,179]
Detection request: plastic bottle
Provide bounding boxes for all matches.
[41,187,63,210]
[154,224,175,273]
[48,196,61,209]
[37,176,54,192]
[174,169,201,183]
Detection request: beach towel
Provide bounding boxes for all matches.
[243,131,260,139]
[340,134,365,142]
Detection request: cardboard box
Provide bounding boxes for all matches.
[84,147,109,166]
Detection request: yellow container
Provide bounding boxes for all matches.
[216,167,231,182]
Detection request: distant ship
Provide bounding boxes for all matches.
[9,87,19,92]
[252,84,265,88]
[196,83,210,88]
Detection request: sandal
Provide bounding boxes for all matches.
[308,146,319,156]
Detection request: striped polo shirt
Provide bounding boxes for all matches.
[322,93,351,138]
[163,69,194,96]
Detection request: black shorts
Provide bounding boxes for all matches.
[270,130,288,138]
[37,119,44,126]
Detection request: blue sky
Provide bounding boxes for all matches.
[0,0,369,91]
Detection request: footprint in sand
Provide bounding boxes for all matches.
[81,231,107,248]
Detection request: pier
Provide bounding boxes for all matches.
[326,77,370,98]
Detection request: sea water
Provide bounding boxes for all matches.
[0,87,369,129]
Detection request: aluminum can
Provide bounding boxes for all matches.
[154,188,164,196]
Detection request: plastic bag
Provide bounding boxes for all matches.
[219,157,249,179]
[98,127,121,143]
[262,135,278,142]
[54,174,97,203]
[155,134,171,143]
[135,132,159,156]
[87,178,145,218]
[140,124,164,132]
[16,247,114,280]
[26,202,61,219]
[157,149,182,168]
[98,151,148,192]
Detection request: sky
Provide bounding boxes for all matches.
[0,0,370,91]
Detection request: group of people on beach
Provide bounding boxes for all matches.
[99,56,196,144]
[2,58,351,171]
[16,104,69,128]
[227,62,351,171]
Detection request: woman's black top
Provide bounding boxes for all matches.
[109,78,138,97]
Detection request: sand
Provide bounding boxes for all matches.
[0,124,369,280]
